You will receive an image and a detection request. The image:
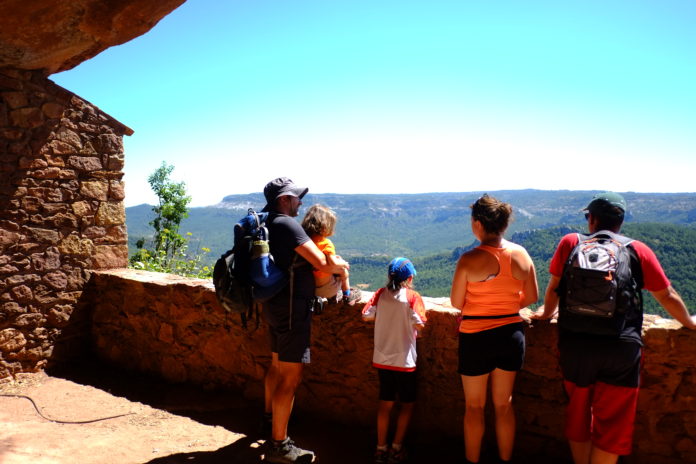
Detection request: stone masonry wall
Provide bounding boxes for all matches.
[0,68,131,377]
[87,269,696,464]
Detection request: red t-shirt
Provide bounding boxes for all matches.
[549,233,670,292]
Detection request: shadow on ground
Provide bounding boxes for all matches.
[48,356,570,464]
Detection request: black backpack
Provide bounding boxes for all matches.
[557,230,643,336]
[212,209,288,328]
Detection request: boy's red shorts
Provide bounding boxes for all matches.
[559,337,641,455]
[564,380,639,455]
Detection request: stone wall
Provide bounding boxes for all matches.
[87,269,696,464]
[0,68,131,377]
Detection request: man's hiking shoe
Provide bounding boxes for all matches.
[388,447,407,463]
[265,437,315,463]
[343,288,362,306]
[374,448,389,463]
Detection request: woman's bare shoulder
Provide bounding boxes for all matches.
[458,247,487,264]
[504,240,530,255]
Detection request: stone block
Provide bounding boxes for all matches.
[10,285,33,303]
[32,167,77,179]
[47,140,75,155]
[107,153,125,171]
[80,180,109,200]
[157,323,175,344]
[53,127,82,149]
[64,268,87,291]
[93,134,123,154]
[41,102,64,119]
[2,91,28,109]
[67,156,102,171]
[49,212,78,228]
[0,228,21,246]
[12,313,44,329]
[26,226,60,244]
[18,156,48,169]
[5,274,40,286]
[109,180,125,200]
[71,201,94,217]
[55,291,81,305]
[43,271,68,290]
[41,203,68,215]
[31,247,61,272]
[79,141,97,155]
[104,225,127,243]
[58,234,95,256]
[0,265,19,275]
[46,305,71,328]
[44,153,66,167]
[82,226,106,239]
[95,201,125,226]
[0,328,27,352]
[27,187,64,202]
[10,107,43,128]
[92,245,128,269]
[1,302,27,317]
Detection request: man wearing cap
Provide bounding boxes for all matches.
[533,192,696,464]
[260,177,350,463]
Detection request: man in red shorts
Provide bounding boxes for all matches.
[532,192,696,464]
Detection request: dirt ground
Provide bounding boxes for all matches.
[0,372,242,464]
[0,358,569,464]
[0,358,446,464]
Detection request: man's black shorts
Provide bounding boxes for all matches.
[263,296,313,364]
[377,368,418,403]
[559,335,641,388]
[458,322,525,376]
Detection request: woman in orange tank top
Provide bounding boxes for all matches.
[450,194,538,463]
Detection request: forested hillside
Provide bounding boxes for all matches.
[348,223,696,318]
[127,190,696,262]
[126,191,696,319]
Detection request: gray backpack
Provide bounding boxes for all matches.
[557,230,642,336]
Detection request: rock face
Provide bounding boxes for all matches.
[0,0,186,74]
[87,269,696,464]
[0,68,130,376]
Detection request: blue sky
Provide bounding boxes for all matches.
[52,0,696,207]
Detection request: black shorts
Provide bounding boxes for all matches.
[377,368,418,403]
[559,335,641,388]
[263,296,313,364]
[458,322,525,376]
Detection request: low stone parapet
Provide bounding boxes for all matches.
[84,269,696,463]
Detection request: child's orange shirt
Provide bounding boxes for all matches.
[311,235,335,281]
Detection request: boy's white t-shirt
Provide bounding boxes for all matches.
[362,287,427,372]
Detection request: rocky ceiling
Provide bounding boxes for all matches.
[0,0,187,75]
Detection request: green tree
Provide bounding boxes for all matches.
[148,162,190,258]
[129,162,211,278]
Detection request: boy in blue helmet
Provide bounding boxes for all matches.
[362,258,427,463]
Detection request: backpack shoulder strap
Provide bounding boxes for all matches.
[587,229,634,246]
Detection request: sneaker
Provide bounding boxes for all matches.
[388,446,407,463]
[342,288,362,306]
[374,448,389,463]
[265,437,315,463]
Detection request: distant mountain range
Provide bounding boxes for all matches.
[126,190,696,315]
[126,190,696,261]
